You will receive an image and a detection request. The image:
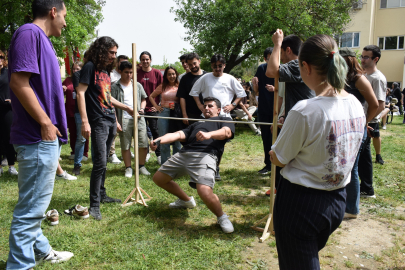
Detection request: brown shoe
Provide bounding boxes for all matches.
[72,205,89,219]
[72,166,81,175]
[46,209,59,225]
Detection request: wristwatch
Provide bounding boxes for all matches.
[231,102,237,107]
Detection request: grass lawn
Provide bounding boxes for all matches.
[0,116,404,269]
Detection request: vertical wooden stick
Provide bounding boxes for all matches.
[132,43,139,203]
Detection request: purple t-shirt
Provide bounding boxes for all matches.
[8,24,68,145]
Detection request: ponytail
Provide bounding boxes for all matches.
[299,35,348,93]
[327,52,348,92]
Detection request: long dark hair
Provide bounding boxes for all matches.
[0,50,7,69]
[343,56,363,83]
[162,66,179,91]
[85,36,118,73]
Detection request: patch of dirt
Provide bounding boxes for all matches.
[241,207,405,269]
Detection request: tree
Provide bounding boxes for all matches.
[0,0,105,59]
[171,0,358,73]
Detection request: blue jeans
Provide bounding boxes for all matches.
[7,139,61,270]
[158,108,181,164]
[74,113,87,167]
[345,126,367,215]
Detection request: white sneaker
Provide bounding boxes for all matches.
[36,249,74,264]
[217,214,234,233]
[45,209,59,226]
[125,167,133,178]
[255,130,261,136]
[169,196,196,209]
[157,156,161,165]
[8,166,18,176]
[1,158,7,166]
[131,151,135,158]
[56,171,77,181]
[139,166,151,175]
[108,154,121,164]
[68,154,75,160]
[382,125,387,130]
[145,153,151,163]
[81,156,88,162]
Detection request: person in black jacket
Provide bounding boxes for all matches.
[0,50,18,176]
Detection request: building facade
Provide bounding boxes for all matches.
[340,0,405,88]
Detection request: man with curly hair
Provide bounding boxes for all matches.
[76,36,134,220]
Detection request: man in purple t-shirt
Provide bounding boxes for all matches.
[7,0,73,268]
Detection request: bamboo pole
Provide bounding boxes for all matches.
[122,43,151,207]
[251,51,280,242]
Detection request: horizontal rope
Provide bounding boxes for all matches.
[138,114,282,126]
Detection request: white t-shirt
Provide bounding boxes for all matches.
[121,82,133,119]
[271,94,366,191]
[110,69,121,84]
[189,73,246,117]
[365,69,387,123]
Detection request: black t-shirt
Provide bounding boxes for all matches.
[72,70,80,114]
[0,68,11,112]
[345,80,366,107]
[176,71,207,116]
[180,116,235,158]
[279,59,315,118]
[254,63,275,119]
[80,61,115,122]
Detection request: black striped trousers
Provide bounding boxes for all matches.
[274,176,346,270]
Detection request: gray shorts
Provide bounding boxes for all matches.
[119,118,148,150]
[158,152,217,189]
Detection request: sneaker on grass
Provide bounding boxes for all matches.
[217,214,234,233]
[64,205,89,219]
[56,170,77,181]
[8,166,18,176]
[258,166,271,175]
[139,166,151,175]
[108,153,121,164]
[169,196,196,209]
[89,207,102,220]
[36,249,73,264]
[125,167,133,178]
[360,190,376,198]
[145,153,151,163]
[157,156,162,165]
[45,209,59,226]
[68,154,75,160]
[1,158,7,166]
[101,195,121,203]
[81,156,88,162]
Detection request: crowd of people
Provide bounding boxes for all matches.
[2,0,404,269]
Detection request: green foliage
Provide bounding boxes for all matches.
[0,0,105,59]
[152,57,186,74]
[171,0,357,73]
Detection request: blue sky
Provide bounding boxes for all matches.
[97,0,193,65]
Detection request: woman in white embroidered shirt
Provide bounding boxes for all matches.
[269,32,366,270]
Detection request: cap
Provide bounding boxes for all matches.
[339,47,356,57]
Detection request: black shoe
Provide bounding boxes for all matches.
[72,166,81,176]
[89,207,102,220]
[258,166,271,175]
[360,189,376,198]
[100,195,122,203]
[215,167,221,181]
[375,154,384,165]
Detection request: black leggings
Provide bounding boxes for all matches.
[0,109,16,166]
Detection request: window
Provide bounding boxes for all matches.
[378,36,405,50]
[381,0,405,8]
[339,32,360,48]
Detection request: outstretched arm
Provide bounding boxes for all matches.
[150,131,186,151]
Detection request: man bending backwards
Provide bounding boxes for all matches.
[150,97,235,233]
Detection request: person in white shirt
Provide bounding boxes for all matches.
[269,32,365,270]
[189,54,246,180]
[189,54,246,118]
[110,55,129,84]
